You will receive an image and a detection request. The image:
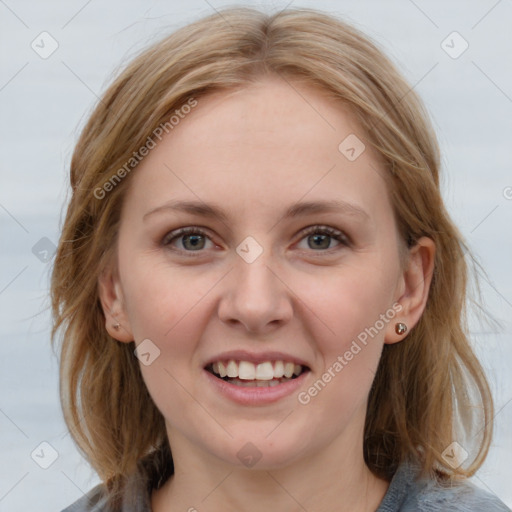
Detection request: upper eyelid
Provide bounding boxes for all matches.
[300,225,350,243]
[162,225,350,249]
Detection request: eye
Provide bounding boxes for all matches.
[296,225,350,252]
[162,225,351,256]
[162,227,215,253]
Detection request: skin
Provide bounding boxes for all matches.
[99,75,435,512]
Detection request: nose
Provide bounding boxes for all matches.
[217,255,293,335]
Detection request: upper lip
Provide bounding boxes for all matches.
[203,350,311,369]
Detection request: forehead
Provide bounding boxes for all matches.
[122,76,392,226]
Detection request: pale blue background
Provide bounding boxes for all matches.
[1,1,511,510]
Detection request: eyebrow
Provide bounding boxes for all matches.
[143,199,370,223]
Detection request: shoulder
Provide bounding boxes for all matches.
[403,476,511,511]
[60,484,109,512]
[60,444,173,512]
[384,461,511,512]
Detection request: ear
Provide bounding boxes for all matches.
[385,236,436,344]
[97,263,134,343]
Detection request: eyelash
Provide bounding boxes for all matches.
[161,225,351,257]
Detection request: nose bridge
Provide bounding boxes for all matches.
[217,242,292,332]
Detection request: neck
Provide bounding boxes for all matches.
[152,427,389,512]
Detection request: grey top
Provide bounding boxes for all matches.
[61,458,511,512]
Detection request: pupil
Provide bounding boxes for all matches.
[309,234,330,249]
[182,234,330,251]
[183,234,204,250]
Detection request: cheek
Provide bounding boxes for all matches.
[298,260,397,403]
[304,261,397,345]
[120,255,212,342]
[119,261,214,421]
[118,259,219,394]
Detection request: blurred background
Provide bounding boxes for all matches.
[0,0,511,510]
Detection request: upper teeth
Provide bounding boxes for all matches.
[211,360,303,380]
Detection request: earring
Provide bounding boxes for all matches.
[395,322,407,335]
[113,323,120,330]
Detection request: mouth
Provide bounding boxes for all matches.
[205,359,310,388]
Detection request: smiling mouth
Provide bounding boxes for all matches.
[205,360,310,387]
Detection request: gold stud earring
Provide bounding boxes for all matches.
[395,322,407,335]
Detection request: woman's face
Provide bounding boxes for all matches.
[103,76,414,469]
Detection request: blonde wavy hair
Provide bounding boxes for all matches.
[51,6,494,508]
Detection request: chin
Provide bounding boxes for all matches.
[216,433,309,471]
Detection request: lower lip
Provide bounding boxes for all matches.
[203,368,310,405]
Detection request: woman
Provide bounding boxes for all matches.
[52,6,510,512]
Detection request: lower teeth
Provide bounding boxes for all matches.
[226,377,293,387]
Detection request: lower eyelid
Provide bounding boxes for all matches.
[295,235,348,252]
